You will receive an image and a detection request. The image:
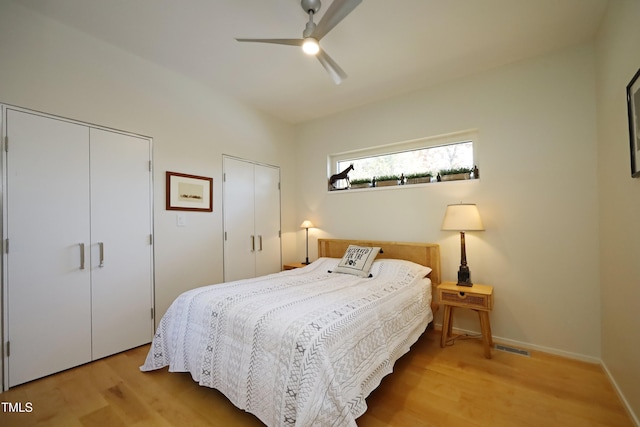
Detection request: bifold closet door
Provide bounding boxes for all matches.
[223,157,281,282]
[254,164,281,277]
[223,157,256,282]
[89,128,153,360]
[6,109,92,387]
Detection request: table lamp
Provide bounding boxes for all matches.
[300,220,314,264]
[441,203,484,286]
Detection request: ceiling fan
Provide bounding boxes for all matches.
[236,0,362,85]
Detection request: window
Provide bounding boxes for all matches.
[329,130,477,190]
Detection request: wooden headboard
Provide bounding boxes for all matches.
[317,238,441,286]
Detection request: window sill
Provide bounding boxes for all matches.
[327,178,480,194]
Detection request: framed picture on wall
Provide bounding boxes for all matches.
[627,67,640,178]
[166,171,213,212]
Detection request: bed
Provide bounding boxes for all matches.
[141,239,441,426]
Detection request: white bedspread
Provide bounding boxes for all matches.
[141,257,433,427]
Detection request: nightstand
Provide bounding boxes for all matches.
[283,262,308,270]
[438,281,494,358]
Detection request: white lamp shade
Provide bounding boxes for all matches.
[441,204,484,231]
[300,220,314,229]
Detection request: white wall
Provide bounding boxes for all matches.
[595,1,640,422]
[0,1,297,338]
[295,44,601,359]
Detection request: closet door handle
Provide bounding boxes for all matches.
[98,242,104,268]
[258,235,263,251]
[79,243,85,270]
[250,235,255,252]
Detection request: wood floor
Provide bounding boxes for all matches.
[0,328,634,427]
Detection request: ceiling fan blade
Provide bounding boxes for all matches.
[312,0,362,41]
[316,48,347,85]
[235,38,303,47]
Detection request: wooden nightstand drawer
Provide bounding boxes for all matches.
[437,282,494,311]
[439,290,490,309]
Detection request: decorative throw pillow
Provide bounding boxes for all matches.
[331,245,381,278]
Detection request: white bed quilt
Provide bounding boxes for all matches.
[141,257,433,427]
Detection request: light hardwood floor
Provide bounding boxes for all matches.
[0,328,634,426]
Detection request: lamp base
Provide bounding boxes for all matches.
[456,266,473,287]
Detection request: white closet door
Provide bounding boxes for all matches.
[223,157,256,282]
[254,164,281,277]
[6,109,92,387]
[223,157,281,282]
[89,128,153,360]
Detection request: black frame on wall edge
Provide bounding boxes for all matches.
[627,67,640,178]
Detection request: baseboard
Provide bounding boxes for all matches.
[601,361,640,427]
[432,322,600,363]
[491,334,600,364]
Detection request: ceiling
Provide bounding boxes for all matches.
[17,0,608,124]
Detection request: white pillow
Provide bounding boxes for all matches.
[331,245,381,278]
[370,258,432,279]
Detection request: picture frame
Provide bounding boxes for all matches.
[166,171,213,212]
[627,67,640,178]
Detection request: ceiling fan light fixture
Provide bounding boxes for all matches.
[235,0,362,83]
[302,38,320,55]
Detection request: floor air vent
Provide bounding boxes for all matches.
[495,344,531,357]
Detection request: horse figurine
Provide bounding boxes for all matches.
[328,164,354,189]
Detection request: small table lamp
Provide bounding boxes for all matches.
[300,220,315,264]
[441,203,484,286]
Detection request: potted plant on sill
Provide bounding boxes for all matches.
[349,178,372,189]
[373,175,401,187]
[438,167,474,182]
[405,172,433,185]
